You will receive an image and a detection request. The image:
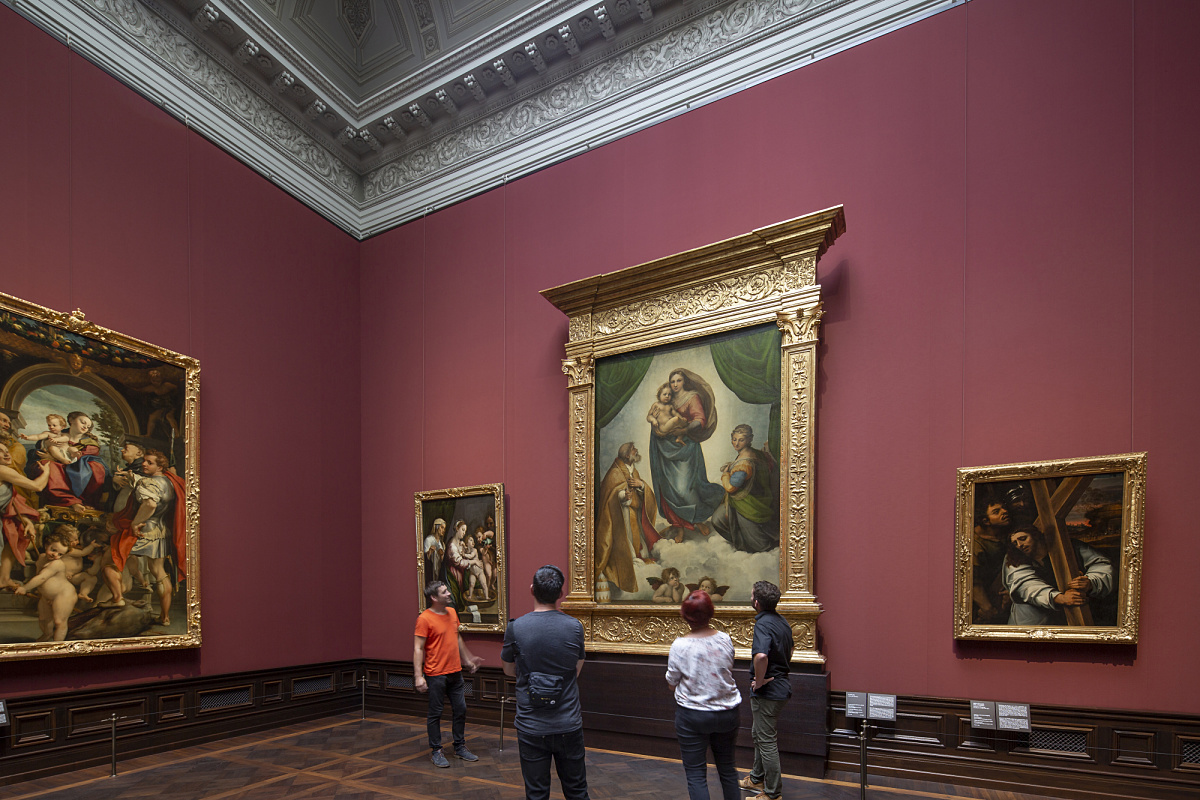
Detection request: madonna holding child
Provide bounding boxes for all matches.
[665,590,742,800]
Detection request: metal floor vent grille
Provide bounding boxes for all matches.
[1182,740,1200,764]
[1030,729,1087,753]
[199,687,251,711]
[293,676,333,696]
[388,674,413,690]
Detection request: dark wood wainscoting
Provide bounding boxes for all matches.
[8,659,1200,800]
[1,660,363,786]
[827,692,1200,800]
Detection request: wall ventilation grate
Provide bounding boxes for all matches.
[198,687,251,711]
[293,676,333,696]
[1182,740,1200,764]
[388,674,413,690]
[1030,729,1087,753]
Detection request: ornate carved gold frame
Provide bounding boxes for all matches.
[953,452,1147,643]
[0,290,200,660]
[541,207,845,662]
[414,483,508,634]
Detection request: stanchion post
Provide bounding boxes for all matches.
[859,719,869,800]
[109,713,119,778]
[360,672,366,720]
[499,696,506,751]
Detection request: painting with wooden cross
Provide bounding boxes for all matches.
[953,453,1146,643]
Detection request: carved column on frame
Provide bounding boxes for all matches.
[777,303,824,662]
[561,348,596,612]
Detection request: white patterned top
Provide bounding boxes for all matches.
[665,631,742,711]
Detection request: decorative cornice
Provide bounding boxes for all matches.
[2,0,962,238]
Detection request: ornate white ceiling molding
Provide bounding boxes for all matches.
[3,0,964,238]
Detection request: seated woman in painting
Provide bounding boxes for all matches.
[28,411,107,509]
[647,369,725,540]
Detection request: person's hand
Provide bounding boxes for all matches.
[467,656,483,674]
[15,584,27,596]
[133,523,147,539]
[628,476,644,490]
[1066,575,1092,593]
[1053,589,1087,606]
[750,676,773,692]
[38,461,51,474]
[415,675,428,693]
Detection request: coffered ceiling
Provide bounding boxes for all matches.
[4,0,962,238]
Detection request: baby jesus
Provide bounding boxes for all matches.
[647,384,688,443]
[21,414,80,465]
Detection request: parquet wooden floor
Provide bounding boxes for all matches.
[4,713,1061,800]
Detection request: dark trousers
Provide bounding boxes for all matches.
[426,670,466,751]
[516,727,590,800]
[674,705,740,800]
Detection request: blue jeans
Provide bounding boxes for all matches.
[674,705,740,800]
[516,727,590,800]
[426,671,466,751]
[749,695,787,799]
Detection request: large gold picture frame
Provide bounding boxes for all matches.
[953,452,1146,643]
[414,483,507,633]
[541,207,845,662]
[0,291,200,660]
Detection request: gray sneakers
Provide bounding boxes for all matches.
[431,749,450,768]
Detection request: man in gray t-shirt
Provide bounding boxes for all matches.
[501,565,589,800]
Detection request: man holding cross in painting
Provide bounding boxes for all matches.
[999,476,1115,626]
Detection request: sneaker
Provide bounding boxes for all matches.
[431,749,450,768]
[739,776,764,792]
[454,746,479,762]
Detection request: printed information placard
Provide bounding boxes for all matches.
[970,700,997,729]
[997,702,1030,732]
[845,692,867,719]
[867,693,896,721]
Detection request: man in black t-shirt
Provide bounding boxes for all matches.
[740,580,793,800]
[501,565,589,800]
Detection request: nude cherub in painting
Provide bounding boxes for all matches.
[689,576,729,602]
[16,534,78,641]
[650,567,685,604]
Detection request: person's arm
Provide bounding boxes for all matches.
[0,461,51,493]
[414,635,428,692]
[751,652,772,693]
[458,636,483,673]
[575,659,585,677]
[17,561,63,594]
[502,659,516,677]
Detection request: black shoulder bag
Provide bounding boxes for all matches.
[514,634,565,708]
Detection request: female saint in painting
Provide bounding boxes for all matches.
[648,369,724,539]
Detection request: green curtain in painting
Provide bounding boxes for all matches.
[710,326,782,458]
[595,354,654,430]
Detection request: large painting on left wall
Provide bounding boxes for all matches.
[0,290,200,660]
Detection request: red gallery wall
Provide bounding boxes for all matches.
[2,0,1198,718]
[0,5,363,695]
[361,0,1200,716]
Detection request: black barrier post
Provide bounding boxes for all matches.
[359,673,367,720]
[499,696,507,751]
[108,713,119,777]
[859,719,869,799]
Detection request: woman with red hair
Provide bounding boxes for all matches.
[665,589,742,800]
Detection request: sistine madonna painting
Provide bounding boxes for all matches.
[594,323,781,605]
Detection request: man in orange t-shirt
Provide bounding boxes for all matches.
[415,580,484,768]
